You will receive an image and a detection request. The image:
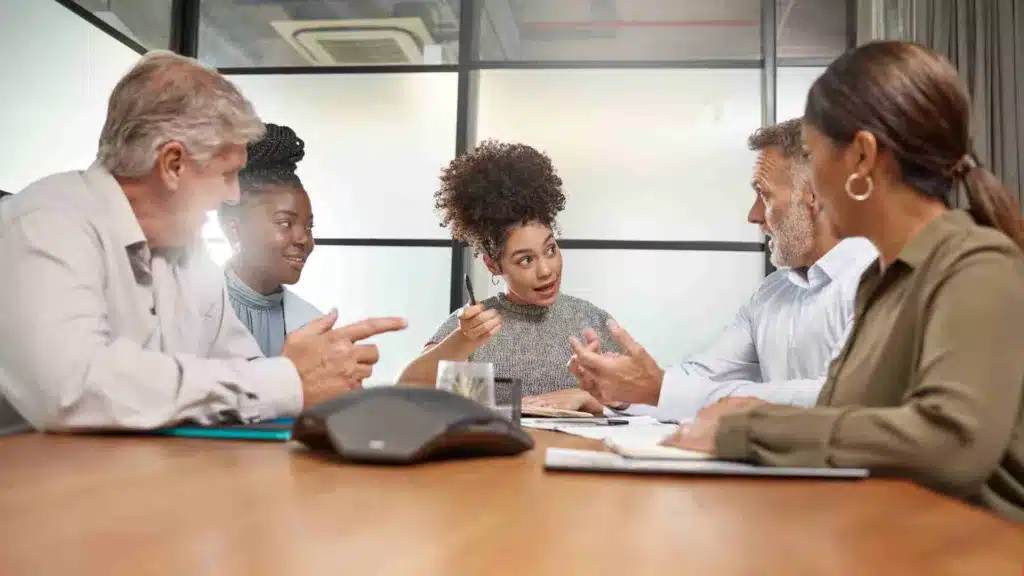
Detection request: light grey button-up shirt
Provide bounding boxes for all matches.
[0,164,303,432]
[630,237,878,421]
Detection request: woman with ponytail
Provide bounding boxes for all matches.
[665,41,1024,522]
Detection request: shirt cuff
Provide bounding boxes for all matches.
[714,409,756,461]
[714,404,847,464]
[240,357,304,420]
[655,367,711,421]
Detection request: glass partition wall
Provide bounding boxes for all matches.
[29,0,854,381]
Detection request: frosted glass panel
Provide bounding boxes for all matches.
[0,0,138,192]
[776,67,826,124]
[776,0,848,59]
[67,0,174,50]
[290,246,452,385]
[199,0,461,68]
[476,69,763,242]
[227,73,458,239]
[477,1,763,61]
[467,249,764,365]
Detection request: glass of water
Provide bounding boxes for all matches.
[493,377,522,423]
[436,361,496,408]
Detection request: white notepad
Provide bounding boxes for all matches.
[604,440,713,460]
[544,448,870,479]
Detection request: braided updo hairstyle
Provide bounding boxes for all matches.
[238,123,305,196]
[435,139,566,259]
[218,123,307,241]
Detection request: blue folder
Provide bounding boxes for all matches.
[150,418,295,441]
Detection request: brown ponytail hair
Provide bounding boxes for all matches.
[805,41,1024,251]
[960,161,1024,250]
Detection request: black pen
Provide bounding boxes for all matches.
[464,273,477,305]
[539,418,629,426]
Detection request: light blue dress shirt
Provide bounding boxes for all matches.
[639,237,878,421]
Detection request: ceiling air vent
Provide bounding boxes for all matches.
[271,18,435,66]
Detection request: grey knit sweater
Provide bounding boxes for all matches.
[428,293,620,399]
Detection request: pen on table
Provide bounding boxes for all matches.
[464,273,477,305]
[542,418,630,426]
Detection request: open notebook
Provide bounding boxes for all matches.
[604,439,713,460]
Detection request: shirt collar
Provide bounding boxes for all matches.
[82,162,198,266]
[82,162,146,249]
[786,237,877,289]
[895,210,973,269]
[225,267,284,309]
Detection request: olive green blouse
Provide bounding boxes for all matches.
[715,211,1024,522]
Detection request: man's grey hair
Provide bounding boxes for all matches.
[97,51,265,177]
[747,118,805,159]
[747,118,811,198]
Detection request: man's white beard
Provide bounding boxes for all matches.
[768,202,814,268]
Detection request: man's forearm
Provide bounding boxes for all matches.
[1,339,303,431]
[652,370,825,422]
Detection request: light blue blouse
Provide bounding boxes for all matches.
[225,268,322,357]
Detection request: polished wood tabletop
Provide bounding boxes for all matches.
[0,431,1021,576]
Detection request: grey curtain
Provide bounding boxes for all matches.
[872,0,1024,208]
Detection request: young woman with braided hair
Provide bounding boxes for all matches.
[217,123,321,357]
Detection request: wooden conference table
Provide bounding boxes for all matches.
[0,431,1021,575]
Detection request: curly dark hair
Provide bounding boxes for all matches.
[435,139,565,258]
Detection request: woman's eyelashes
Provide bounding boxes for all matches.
[274,219,313,232]
[516,245,557,267]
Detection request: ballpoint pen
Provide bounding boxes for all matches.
[539,418,629,426]
[464,273,477,305]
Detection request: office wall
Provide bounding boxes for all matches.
[223,73,458,240]
[2,3,837,386]
[777,67,827,123]
[204,72,459,383]
[0,0,139,192]
[476,70,762,243]
[468,69,765,364]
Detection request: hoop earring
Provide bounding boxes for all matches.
[491,275,500,286]
[845,174,874,201]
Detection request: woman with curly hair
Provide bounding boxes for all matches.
[217,123,322,357]
[397,140,620,413]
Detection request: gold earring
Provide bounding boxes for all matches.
[845,173,874,201]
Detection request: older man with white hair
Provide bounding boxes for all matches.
[0,51,405,433]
